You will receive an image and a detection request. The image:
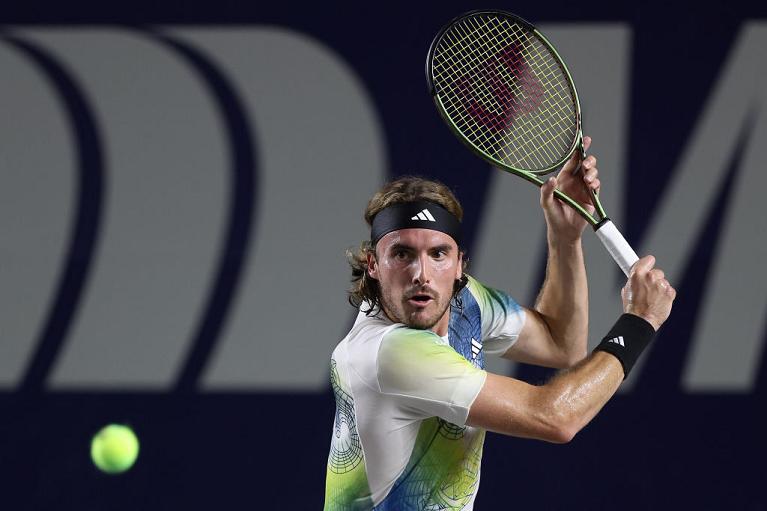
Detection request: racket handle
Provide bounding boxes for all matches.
[594,219,639,277]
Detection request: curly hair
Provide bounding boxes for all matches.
[347,176,469,314]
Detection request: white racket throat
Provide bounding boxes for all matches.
[594,220,639,277]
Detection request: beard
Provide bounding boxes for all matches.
[379,286,452,330]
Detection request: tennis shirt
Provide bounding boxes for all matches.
[324,276,526,510]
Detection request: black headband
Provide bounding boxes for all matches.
[370,200,462,247]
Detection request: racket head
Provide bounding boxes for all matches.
[426,10,582,177]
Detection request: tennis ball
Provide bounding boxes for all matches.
[90,424,140,474]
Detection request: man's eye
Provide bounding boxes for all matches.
[394,251,408,260]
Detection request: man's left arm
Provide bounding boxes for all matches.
[503,136,601,369]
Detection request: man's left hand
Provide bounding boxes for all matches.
[539,135,600,244]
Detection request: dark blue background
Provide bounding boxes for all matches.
[2,1,766,509]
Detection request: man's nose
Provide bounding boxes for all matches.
[412,254,431,284]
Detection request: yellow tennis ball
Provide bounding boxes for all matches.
[90,424,140,474]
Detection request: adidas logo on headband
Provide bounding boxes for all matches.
[411,209,436,222]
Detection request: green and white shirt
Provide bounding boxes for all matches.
[324,276,525,510]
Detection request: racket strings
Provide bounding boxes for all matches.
[437,16,573,168]
[454,17,571,168]
[432,14,578,173]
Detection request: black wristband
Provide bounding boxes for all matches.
[593,314,656,379]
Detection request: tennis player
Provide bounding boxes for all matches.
[324,139,676,510]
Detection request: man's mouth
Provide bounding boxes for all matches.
[407,293,434,308]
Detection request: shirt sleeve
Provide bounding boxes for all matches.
[466,275,526,356]
[376,327,487,426]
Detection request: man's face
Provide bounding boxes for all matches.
[367,228,462,335]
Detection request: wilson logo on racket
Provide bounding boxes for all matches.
[454,43,544,133]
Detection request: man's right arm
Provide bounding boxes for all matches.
[466,255,676,443]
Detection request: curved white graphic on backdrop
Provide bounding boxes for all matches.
[471,25,631,380]
[639,23,767,392]
[15,29,230,388]
[2,24,762,392]
[164,28,386,390]
[0,41,76,387]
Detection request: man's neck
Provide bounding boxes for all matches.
[431,312,450,337]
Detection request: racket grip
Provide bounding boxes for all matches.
[594,219,639,277]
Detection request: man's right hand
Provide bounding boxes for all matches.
[622,255,676,331]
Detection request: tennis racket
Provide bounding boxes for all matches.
[426,10,638,276]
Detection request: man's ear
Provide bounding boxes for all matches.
[366,251,379,280]
[456,250,464,280]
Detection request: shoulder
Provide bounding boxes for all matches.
[376,326,487,425]
[458,275,526,348]
[464,275,523,314]
[378,327,444,369]
[377,327,477,391]
[334,310,402,390]
[345,308,398,348]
